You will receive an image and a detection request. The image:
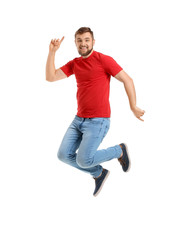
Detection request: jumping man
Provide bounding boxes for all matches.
[46,27,145,197]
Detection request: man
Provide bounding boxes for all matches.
[46,27,145,197]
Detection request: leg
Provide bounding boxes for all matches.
[76,118,122,168]
[57,116,103,177]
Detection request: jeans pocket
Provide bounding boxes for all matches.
[89,118,110,139]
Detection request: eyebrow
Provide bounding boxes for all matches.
[77,37,90,40]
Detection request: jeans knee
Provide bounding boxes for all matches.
[57,148,67,162]
[76,155,93,168]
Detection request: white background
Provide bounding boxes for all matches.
[0,0,177,239]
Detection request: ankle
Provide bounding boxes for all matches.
[119,145,123,158]
[95,169,103,179]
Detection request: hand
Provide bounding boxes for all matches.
[131,106,145,121]
[49,36,64,53]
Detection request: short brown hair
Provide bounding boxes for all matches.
[75,27,94,39]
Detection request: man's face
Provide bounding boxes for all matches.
[75,32,95,57]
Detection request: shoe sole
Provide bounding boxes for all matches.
[93,170,110,197]
[124,143,131,172]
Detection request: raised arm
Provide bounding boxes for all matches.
[46,37,67,82]
[114,70,145,121]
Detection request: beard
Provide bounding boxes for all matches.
[78,47,93,57]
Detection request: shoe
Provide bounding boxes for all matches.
[118,143,131,172]
[93,169,110,197]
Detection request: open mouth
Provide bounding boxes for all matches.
[80,47,88,50]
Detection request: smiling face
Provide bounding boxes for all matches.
[75,32,95,58]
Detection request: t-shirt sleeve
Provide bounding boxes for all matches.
[101,54,123,77]
[60,60,74,77]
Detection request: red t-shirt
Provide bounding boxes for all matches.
[60,50,123,118]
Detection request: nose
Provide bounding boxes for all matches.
[80,40,87,46]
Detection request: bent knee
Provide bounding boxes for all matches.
[76,156,93,168]
[57,148,68,162]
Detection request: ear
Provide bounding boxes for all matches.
[93,39,95,46]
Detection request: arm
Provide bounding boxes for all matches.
[114,70,145,121]
[46,37,67,82]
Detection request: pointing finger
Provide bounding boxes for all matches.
[60,36,65,42]
[138,117,144,121]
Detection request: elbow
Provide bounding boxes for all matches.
[46,69,58,82]
[46,68,55,81]
[123,77,134,85]
[46,78,53,82]
[46,74,55,82]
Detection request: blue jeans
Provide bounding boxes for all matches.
[57,115,122,178]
